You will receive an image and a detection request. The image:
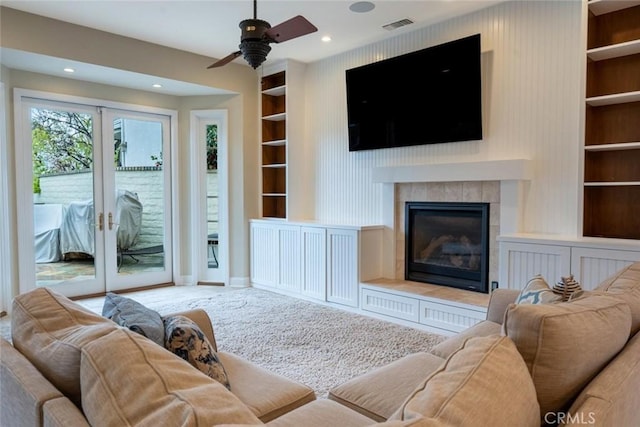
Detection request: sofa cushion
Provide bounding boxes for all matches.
[429,320,501,359]
[392,335,540,426]
[217,351,316,422]
[163,314,230,389]
[80,328,262,427]
[563,331,640,427]
[11,287,117,407]
[102,292,165,346]
[503,294,631,420]
[328,352,446,422]
[595,261,640,335]
[515,274,563,305]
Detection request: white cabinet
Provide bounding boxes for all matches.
[250,220,382,306]
[301,226,326,300]
[499,235,640,290]
[326,228,359,307]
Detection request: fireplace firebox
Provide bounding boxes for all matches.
[405,202,489,293]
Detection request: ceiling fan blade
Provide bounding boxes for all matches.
[207,51,242,69]
[264,15,317,43]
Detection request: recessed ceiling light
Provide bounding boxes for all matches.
[63,67,75,73]
[321,35,332,43]
[349,1,375,13]
[152,84,162,88]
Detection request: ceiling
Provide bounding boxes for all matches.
[1,0,504,95]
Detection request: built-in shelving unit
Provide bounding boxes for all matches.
[583,0,640,239]
[259,60,309,220]
[261,70,287,218]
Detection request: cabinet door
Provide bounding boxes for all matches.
[498,242,571,290]
[277,225,301,292]
[570,247,640,290]
[250,222,279,287]
[327,228,359,307]
[301,227,326,300]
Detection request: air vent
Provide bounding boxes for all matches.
[382,18,414,31]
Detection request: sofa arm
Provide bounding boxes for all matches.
[163,308,217,351]
[486,289,519,324]
[0,338,65,427]
[43,397,90,427]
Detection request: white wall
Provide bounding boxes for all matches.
[305,0,583,235]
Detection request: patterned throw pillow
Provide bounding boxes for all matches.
[515,275,563,305]
[163,315,231,390]
[102,292,165,346]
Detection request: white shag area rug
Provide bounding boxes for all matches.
[152,288,446,397]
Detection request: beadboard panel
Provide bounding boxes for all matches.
[278,226,301,292]
[326,228,359,307]
[570,248,640,290]
[305,0,583,235]
[301,226,326,300]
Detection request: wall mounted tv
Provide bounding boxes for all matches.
[346,34,482,152]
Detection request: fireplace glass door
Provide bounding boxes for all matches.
[405,202,489,293]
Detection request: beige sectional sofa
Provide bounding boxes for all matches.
[2,261,640,426]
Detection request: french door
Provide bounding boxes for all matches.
[16,91,174,297]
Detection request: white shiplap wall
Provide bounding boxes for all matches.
[304,0,583,234]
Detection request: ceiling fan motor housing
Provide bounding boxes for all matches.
[240,40,272,68]
[239,19,273,68]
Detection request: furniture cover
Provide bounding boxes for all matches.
[60,190,142,257]
[34,204,64,263]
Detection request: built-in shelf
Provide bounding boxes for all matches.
[587,39,640,61]
[262,85,286,96]
[588,0,640,16]
[586,91,640,106]
[585,142,640,151]
[583,1,640,240]
[262,139,286,146]
[262,112,286,122]
[584,181,640,186]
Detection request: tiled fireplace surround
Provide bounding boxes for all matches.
[373,159,533,290]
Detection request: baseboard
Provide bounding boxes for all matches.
[229,276,250,287]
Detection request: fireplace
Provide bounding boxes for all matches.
[405,202,489,293]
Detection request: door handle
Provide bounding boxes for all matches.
[97,213,104,231]
[108,212,114,230]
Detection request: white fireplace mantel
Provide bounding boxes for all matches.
[372,159,533,183]
[375,159,533,279]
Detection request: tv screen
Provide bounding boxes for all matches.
[346,34,482,152]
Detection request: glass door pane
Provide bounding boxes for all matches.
[206,124,219,269]
[103,110,172,291]
[29,103,104,295]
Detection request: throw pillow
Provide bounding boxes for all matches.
[391,335,540,427]
[503,294,631,420]
[80,328,261,426]
[515,275,563,305]
[101,292,164,347]
[163,314,231,390]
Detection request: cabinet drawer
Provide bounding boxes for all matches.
[419,300,486,333]
[361,288,420,322]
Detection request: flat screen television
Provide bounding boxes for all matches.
[346,34,482,152]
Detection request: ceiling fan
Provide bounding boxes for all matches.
[207,0,318,69]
